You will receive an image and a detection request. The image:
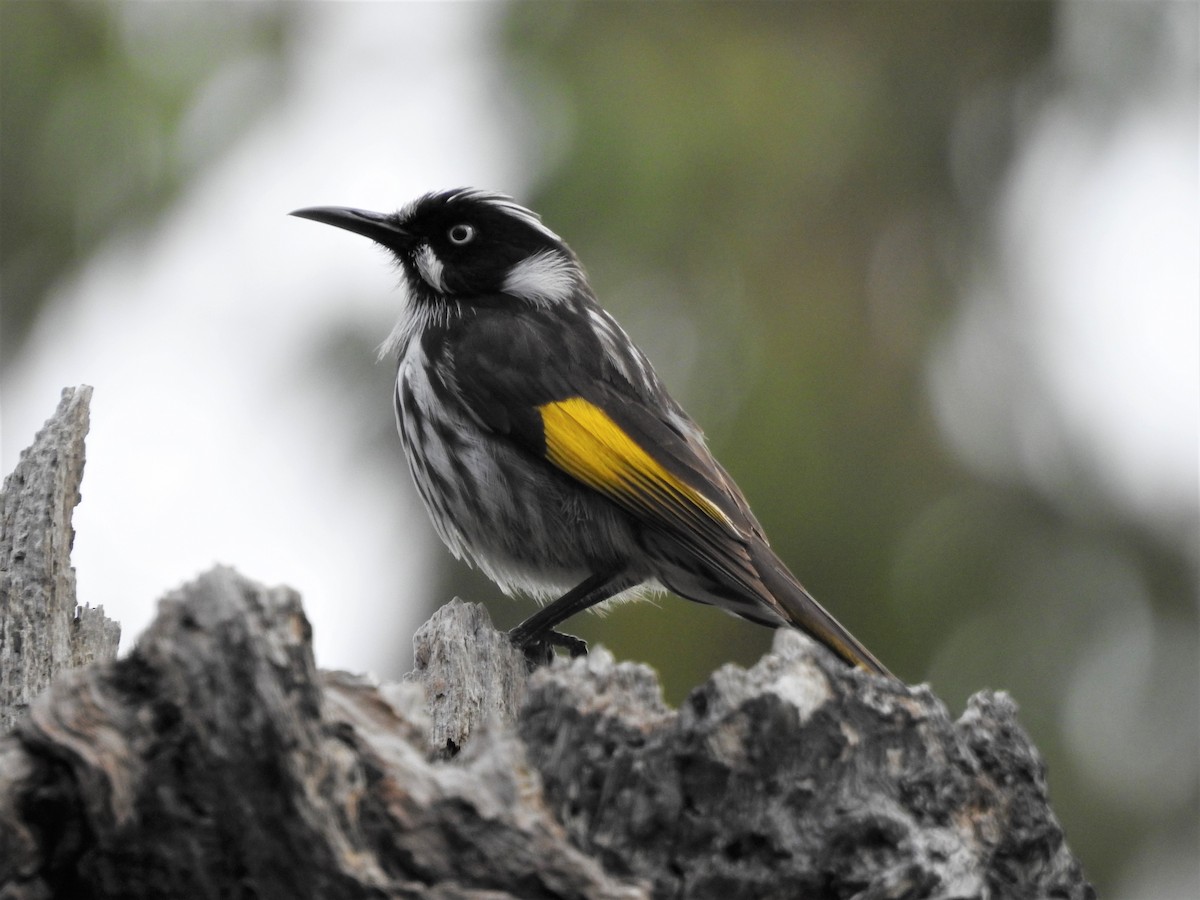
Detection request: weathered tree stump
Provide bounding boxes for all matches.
[0,389,1094,899]
[0,386,119,733]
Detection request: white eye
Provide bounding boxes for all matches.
[448,223,475,245]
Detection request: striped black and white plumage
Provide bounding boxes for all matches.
[292,189,893,677]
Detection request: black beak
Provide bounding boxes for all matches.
[289,206,409,249]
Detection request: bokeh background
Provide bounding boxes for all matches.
[1,2,1196,896]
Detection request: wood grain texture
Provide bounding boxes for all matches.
[0,568,644,900]
[0,574,1093,900]
[0,386,119,733]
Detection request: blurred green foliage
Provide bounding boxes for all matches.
[0,0,289,367]
[483,1,1043,679]
[467,0,1059,683]
[443,2,1196,894]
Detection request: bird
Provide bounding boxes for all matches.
[291,188,892,678]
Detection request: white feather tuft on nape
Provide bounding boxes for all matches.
[502,250,579,306]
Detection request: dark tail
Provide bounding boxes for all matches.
[749,541,895,680]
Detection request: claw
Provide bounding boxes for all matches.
[511,628,588,669]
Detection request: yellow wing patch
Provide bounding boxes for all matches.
[539,397,734,529]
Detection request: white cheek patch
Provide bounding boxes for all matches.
[502,250,578,306]
[415,244,445,292]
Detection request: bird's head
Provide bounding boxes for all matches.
[291,188,581,308]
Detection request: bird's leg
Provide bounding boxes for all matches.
[509,569,635,666]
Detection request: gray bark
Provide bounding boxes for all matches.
[0,389,1094,899]
[0,386,119,733]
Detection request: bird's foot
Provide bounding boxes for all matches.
[511,628,588,670]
